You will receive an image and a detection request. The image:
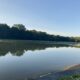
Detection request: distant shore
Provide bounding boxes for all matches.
[0,39,79,47]
[0,24,79,42]
[0,39,78,43]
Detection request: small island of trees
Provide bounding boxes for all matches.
[0,23,79,42]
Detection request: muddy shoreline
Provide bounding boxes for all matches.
[36,64,80,80]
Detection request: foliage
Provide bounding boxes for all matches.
[59,74,80,80]
[0,23,79,42]
[12,24,26,31]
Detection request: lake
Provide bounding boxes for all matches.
[0,40,80,80]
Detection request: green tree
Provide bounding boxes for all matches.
[0,24,10,29]
[12,24,26,31]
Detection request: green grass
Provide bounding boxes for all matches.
[59,74,80,80]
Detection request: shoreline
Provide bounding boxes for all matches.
[0,39,79,48]
[0,39,78,44]
[36,64,80,80]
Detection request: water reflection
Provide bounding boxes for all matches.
[0,40,70,56]
[0,41,80,80]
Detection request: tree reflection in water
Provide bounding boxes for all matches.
[0,40,71,56]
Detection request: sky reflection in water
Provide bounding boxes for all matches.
[0,41,80,80]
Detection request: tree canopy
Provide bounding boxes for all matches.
[0,23,79,42]
[12,24,26,31]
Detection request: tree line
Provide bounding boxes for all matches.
[0,23,79,42]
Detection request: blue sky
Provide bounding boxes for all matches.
[0,0,80,36]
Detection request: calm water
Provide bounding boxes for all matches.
[0,40,80,80]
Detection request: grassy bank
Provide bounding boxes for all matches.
[59,74,80,80]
